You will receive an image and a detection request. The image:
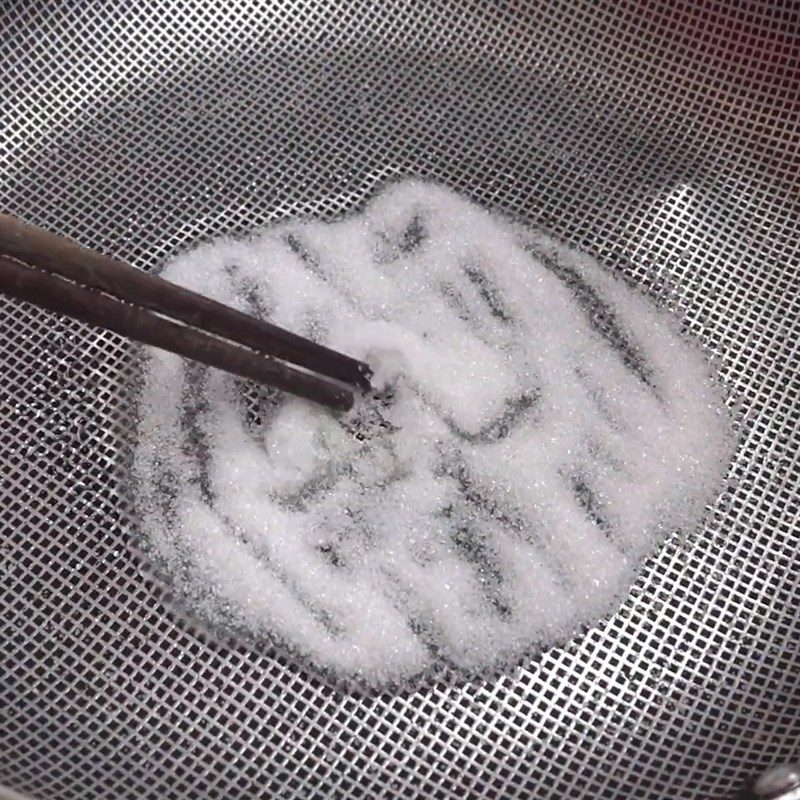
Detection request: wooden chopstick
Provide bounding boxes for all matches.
[0,214,372,391]
[0,214,374,411]
[0,254,355,410]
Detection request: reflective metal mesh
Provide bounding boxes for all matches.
[1,2,798,798]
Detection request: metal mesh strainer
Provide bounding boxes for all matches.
[1,2,798,798]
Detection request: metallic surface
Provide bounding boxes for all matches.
[1,2,798,798]
[754,763,800,800]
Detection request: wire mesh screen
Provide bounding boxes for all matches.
[1,1,798,798]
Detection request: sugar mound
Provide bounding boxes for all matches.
[132,180,732,687]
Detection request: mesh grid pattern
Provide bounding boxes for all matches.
[1,1,798,798]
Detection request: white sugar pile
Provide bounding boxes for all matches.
[133,180,732,687]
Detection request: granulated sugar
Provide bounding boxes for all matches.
[132,180,733,687]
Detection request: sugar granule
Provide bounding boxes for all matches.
[133,180,733,687]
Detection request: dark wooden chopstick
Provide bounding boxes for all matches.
[0,214,373,411]
[0,214,372,391]
[0,254,355,410]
